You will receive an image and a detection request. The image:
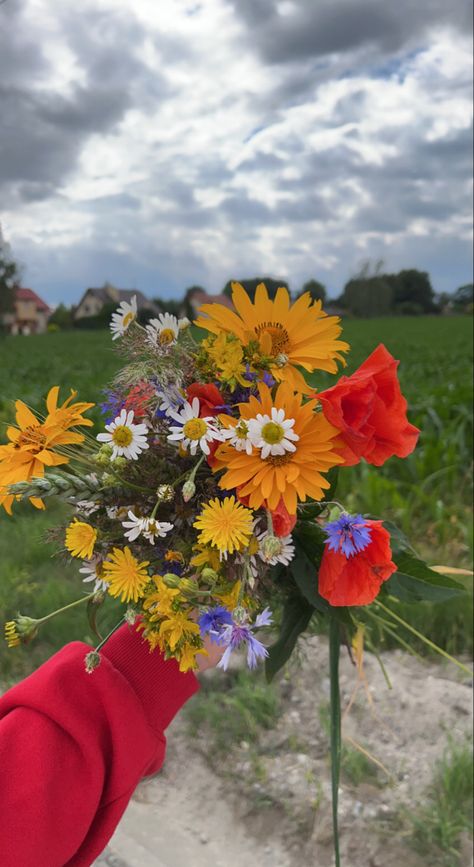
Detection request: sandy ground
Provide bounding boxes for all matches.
[95,639,473,867]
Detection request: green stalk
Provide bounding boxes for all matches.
[93,617,126,653]
[329,617,342,867]
[39,592,96,625]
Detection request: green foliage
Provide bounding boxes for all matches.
[186,670,279,751]
[452,283,473,313]
[342,275,394,317]
[389,268,437,314]
[265,593,314,682]
[408,737,473,866]
[386,552,466,603]
[0,228,19,320]
[48,303,74,330]
[73,302,118,330]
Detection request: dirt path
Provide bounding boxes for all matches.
[95,725,290,867]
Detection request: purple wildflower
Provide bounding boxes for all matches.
[100,389,124,424]
[198,606,233,639]
[323,513,372,558]
[214,608,273,671]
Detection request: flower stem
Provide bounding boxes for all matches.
[94,617,126,653]
[38,592,96,625]
[329,617,342,867]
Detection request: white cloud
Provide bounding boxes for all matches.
[0,0,472,302]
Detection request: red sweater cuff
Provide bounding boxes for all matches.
[101,623,199,733]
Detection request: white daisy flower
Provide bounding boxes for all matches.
[156,382,186,415]
[121,510,174,544]
[221,418,254,455]
[79,556,109,592]
[146,313,188,348]
[110,295,137,340]
[247,408,299,459]
[97,409,149,460]
[257,530,295,566]
[106,504,132,520]
[167,397,223,456]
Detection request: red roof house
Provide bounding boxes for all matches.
[2,288,51,335]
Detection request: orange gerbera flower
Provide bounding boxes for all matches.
[0,387,94,514]
[214,382,343,514]
[195,282,349,393]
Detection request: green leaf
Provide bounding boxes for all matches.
[292,524,329,612]
[87,594,105,641]
[265,593,315,682]
[382,520,416,556]
[385,552,467,603]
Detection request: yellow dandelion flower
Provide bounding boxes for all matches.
[195,282,349,393]
[65,520,97,559]
[142,575,180,620]
[103,547,150,602]
[4,621,21,648]
[164,550,185,564]
[216,580,242,612]
[202,333,248,388]
[178,642,207,672]
[159,611,200,651]
[193,496,253,555]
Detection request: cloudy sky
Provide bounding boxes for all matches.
[1,0,472,305]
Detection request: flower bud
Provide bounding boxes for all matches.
[162,573,181,588]
[112,456,127,471]
[274,353,289,367]
[179,317,190,330]
[94,444,113,466]
[182,479,196,502]
[84,650,101,673]
[178,578,198,594]
[200,567,219,583]
[260,534,283,561]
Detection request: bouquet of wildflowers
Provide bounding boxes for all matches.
[2,283,467,865]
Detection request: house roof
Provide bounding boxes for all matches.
[80,286,160,313]
[189,290,234,310]
[16,287,50,312]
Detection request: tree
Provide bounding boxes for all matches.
[298,279,326,304]
[341,262,393,317]
[388,269,437,314]
[222,277,290,301]
[452,283,473,313]
[0,226,20,322]
[48,303,74,330]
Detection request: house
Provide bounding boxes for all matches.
[2,287,51,335]
[74,283,160,320]
[185,286,234,317]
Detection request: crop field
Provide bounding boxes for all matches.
[0,316,472,676]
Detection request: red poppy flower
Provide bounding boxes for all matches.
[123,381,155,419]
[187,383,225,417]
[271,498,297,537]
[318,519,396,606]
[318,344,419,466]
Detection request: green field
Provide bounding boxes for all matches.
[0,317,472,676]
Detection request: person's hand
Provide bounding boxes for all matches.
[195,632,225,672]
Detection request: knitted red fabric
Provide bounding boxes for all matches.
[0,624,199,866]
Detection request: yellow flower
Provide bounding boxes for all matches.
[202,333,248,388]
[178,642,207,672]
[142,575,180,620]
[213,382,343,514]
[137,621,165,652]
[195,282,349,393]
[190,544,222,571]
[159,611,200,650]
[193,496,253,555]
[217,580,242,612]
[164,550,185,565]
[4,621,21,648]
[65,520,97,559]
[0,386,94,514]
[103,547,150,602]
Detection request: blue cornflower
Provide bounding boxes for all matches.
[214,607,273,671]
[323,513,372,558]
[100,389,124,424]
[198,606,233,639]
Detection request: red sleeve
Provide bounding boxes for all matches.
[0,623,199,867]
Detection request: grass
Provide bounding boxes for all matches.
[186,669,280,751]
[0,317,472,676]
[407,736,473,866]
[318,701,383,787]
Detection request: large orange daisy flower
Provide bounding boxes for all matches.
[214,383,343,514]
[0,387,94,514]
[195,282,349,393]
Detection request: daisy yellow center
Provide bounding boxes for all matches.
[255,322,290,356]
[112,425,133,447]
[261,421,285,444]
[159,328,175,345]
[123,311,135,328]
[183,418,208,440]
[16,425,46,451]
[235,421,249,439]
